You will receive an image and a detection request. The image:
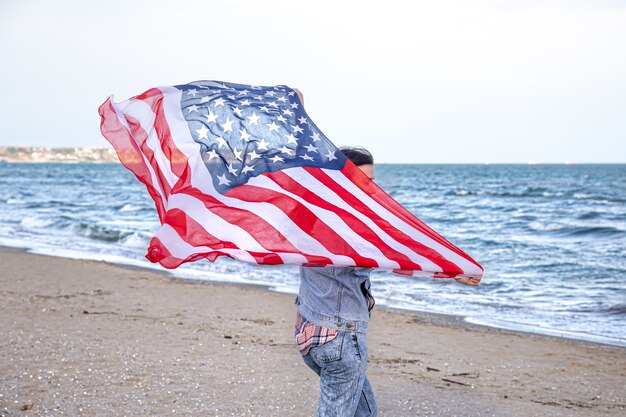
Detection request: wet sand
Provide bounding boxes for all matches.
[1,248,624,416]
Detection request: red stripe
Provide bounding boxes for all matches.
[98,98,166,221]
[225,183,379,267]
[138,90,192,189]
[125,115,173,198]
[265,170,423,270]
[149,210,306,267]
[304,166,465,276]
[179,187,333,265]
[147,235,228,268]
[340,163,482,271]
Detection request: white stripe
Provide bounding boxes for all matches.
[324,169,483,276]
[246,174,399,269]
[157,211,316,266]
[156,224,258,264]
[110,99,168,211]
[122,98,180,190]
[157,87,354,266]
[283,167,443,272]
[168,193,268,253]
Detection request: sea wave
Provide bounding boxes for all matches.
[527,222,625,237]
[118,203,146,212]
[69,222,136,243]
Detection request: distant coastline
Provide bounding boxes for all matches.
[0,146,117,163]
[1,147,623,164]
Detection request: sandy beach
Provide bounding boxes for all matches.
[0,248,624,417]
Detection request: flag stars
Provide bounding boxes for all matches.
[228,94,236,100]
[247,113,260,125]
[227,163,238,175]
[270,155,285,163]
[206,149,220,161]
[265,91,276,97]
[292,125,304,134]
[325,150,337,161]
[196,125,210,140]
[187,105,200,113]
[304,143,318,153]
[233,148,243,161]
[277,96,287,103]
[259,106,269,113]
[267,122,280,132]
[268,101,279,108]
[288,91,295,96]
[290,102,299,109]
[200,96,210,103]
[249,150,261,160]
[217,173,231,186]
[283,108,293,116]
[238,89,249,96]
[310,131,321,142]
[277,115,287,123]
[298,116,308,124]
[280,146,294,155]
[206,110,218,123]
[233,107,243,117]
[221,118,234,133]
[242,164,255,174]
[256,138,270,150]
[300,154,315,162]
[240,128,251,142]
[214,98,226,107]
[187,89,198,97]
[240,99,251,106]
[215,137,228,148]
[286,134,298,145]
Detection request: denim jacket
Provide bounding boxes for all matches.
[296,266,374,334]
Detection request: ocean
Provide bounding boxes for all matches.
[1,162,624,347]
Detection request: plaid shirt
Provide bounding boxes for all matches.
[294,291,375,356]
[294,312,339,356]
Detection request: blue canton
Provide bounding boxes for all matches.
[177,80,347,194]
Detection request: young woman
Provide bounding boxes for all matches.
[294,146,378,417]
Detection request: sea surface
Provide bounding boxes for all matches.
[1,163,625,347]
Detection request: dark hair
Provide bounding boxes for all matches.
[339,146,374,166]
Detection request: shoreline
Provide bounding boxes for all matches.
[2,244,624,349]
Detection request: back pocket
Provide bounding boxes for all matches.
[311,332,345,364]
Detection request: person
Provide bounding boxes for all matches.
[292,90,480,417]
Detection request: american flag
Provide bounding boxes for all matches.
[98,80,483,279]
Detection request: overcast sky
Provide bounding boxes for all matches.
[1,0,625,163]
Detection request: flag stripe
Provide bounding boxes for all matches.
[324,167,483,275]
[139,90,191,183]
[226,183,378,267]
[98,98,167,220]
[124,114,174,198]
[341,162,482,270]
[180,186,332,265]
[265,170,414,269]
[245,174,393,266]
[280,168,444,272]
[303,166,465,275]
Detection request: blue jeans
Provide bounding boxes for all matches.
[302,332,377,417]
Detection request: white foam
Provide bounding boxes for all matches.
[465,317,626,348]
[19,216,56,229]
[119,203,144,212]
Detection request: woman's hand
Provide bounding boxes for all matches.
[454,276,481,287]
